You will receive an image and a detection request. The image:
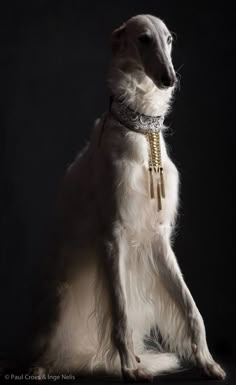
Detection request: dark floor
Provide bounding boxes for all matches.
[74,362,235,385]
[1,358,235,384]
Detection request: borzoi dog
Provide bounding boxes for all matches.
[32,14,226,381]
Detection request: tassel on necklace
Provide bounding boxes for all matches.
[148,167,155,199]
[146,131,165,211]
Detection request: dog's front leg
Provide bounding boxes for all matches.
[102,225,152,382]
[153,228,226,380]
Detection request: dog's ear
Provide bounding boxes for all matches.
[111,23,126,53]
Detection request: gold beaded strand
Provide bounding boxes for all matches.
[146,132,165,211]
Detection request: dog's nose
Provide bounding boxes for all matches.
[161,73,176,88]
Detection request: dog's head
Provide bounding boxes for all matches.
[111,15,176,90]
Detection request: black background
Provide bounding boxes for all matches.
[0,0,235,382]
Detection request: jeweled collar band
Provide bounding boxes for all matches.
[110,97,164,134]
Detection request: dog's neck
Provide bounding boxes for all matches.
[108,65,171,211]
[108,67,173,117]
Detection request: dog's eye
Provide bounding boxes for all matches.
[167,35,172,45]
[138,33,152,45]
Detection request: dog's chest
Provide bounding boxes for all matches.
[115,132,179,233]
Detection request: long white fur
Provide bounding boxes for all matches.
[37,15,225,381]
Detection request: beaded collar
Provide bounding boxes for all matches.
[110,97,164,134]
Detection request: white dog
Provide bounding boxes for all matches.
[32,14,226,382]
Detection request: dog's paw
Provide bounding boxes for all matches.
[200,360,226,380]
[192,347,226,380]
[122,367,153,382]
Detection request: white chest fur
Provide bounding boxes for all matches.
[109,127,179,241]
